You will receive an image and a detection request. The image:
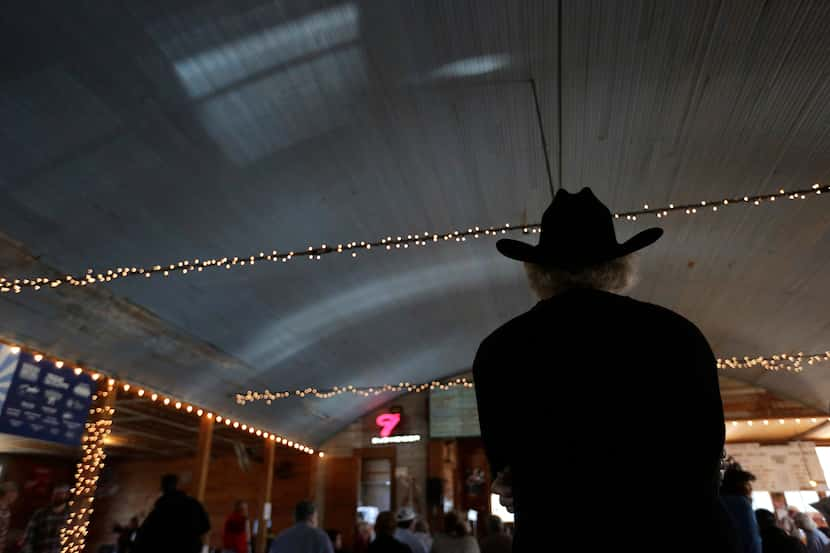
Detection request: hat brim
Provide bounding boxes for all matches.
[496,227,663,266]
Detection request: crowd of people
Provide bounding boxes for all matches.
[720,465,830,553]
[0,481,71,553]
[269,501,510,553]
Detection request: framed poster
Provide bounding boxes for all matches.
[0,345,94,446]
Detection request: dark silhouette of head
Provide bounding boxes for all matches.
[295,500,317,524]
[375,511,397,538]
[755,509,777,531]
[161,474,178,494]
[486,515,504,535]
[443,511,469,537]
[721,466,756,497]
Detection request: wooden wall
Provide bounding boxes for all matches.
[321,456,359,550]
[88,448,318,551]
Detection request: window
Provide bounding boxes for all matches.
[490,494,514,523]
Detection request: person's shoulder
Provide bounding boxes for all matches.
[311,525,331,540]
[624,294,709,340]
[477,307,537,353]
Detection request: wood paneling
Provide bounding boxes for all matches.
[322,456,359,551]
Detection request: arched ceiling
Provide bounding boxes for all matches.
[2,0,830,445]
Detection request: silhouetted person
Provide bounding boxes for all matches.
[368,512,411,553]
[269,501,332,553]
[223,500,250,553]
[114,516,140,553]
[20,485,69,553]
[755,509,804,553]
[132,474,210,553]
[0,482,19,553]
[473,188,736,552]
[721,466,762,553]
[394,508,427,553]
[413,519,432,553]
[479,516,511,553]
[431,512,479,553]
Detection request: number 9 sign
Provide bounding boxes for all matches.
[375,413,401,437]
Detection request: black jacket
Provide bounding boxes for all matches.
[473,288,736,551]
[367,535,412,553]
[133,490,210,553]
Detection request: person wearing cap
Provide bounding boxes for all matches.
[20,485,69,553]
[0,482,19,553]
[394,508,427,553]
[473,188,736,552]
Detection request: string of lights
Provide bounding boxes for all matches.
[1,340,323,457]
[0,184,827,295]
[727,417,830,427]
[235,377,476,405]
[60,379,114,553]
[236,349,830,406]
[717,351,830,372]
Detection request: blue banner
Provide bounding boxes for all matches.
[0,345,94,446]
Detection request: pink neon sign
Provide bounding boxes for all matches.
[375,413,401,438]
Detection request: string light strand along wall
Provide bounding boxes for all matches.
[0,340,322,457]
[717,351,830,372]
[60,379,115,553]
[236,377,476,405]
[1,184,827,295]
[235,349,830,406]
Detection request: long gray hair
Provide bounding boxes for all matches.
[524,255,637,299]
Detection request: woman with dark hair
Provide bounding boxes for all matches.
[721,466,762,553]
[430,512,479,553]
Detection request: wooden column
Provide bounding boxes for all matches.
[256,439,276,553]
[194,415,214,502]
[61,378,116,553]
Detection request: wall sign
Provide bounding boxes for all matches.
[0,345,94,446]
[375,412,401,438]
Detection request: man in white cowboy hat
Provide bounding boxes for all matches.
[473,188,737,552]
[394,507,427,553]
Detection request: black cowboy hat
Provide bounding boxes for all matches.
[496,187,662,271]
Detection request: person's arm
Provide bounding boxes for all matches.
[683,325,726,501]
[472,337,510,477]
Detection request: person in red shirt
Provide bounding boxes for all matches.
[223,501,250,553]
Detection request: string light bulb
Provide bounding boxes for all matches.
[2,184,827,296]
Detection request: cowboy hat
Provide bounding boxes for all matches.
[496,187,662,271]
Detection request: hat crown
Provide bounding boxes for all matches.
[538,188,618,257]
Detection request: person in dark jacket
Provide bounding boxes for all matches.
[132,474,210,553]
[473,188,737,552]
[721,466,762,553]
[756,509,805,553]
[368,512,411,553]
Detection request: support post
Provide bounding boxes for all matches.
[194,414,214,502]
[256,439,276,553]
